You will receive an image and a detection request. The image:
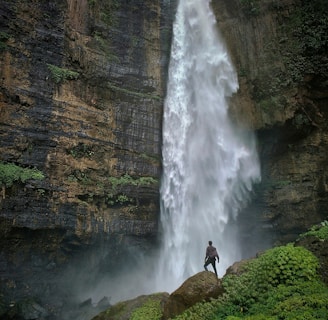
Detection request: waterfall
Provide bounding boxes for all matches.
[156,0,261,292]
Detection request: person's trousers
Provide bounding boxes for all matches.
[204,257,217,276]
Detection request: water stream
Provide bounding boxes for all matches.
[155,0,261,292]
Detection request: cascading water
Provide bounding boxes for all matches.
[155,0,261,292]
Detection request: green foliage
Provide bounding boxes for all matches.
[222,245,319,304]
[173,299,220,320]
[116,194,132,204]
[273,292,328,320]
[247,280,328,318]
[108,174,158,189]
[173,244,326,320]
[274,293,328,320]
[106,193,135,206]
[226,316,276,320]
[106,174,158,206]
[47,64,79,84]
[298,221,328,240]
[130,299,162,320]
[0,162,45,187]
[221,245,323,318]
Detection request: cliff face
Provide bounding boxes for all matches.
[0,0,173,313]
[212,0,328,244]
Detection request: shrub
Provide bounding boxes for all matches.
[130,299,162,320]
[173,299,219,320]
[47,64,79,83]
[172,241,326,320]
[248,279,328,318]
[108,174,158,190]
[0,162,45,187]
[298,221,328,240]
[273,292,328,319]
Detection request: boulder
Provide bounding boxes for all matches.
[224,259,251,277]
[162,271,224,319]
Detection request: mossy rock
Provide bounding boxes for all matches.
[91,292,169,320]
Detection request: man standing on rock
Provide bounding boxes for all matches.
[204,240,220,277]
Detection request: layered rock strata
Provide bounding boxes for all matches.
[0,0,174,315]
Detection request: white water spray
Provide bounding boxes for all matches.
[155,0,261,292]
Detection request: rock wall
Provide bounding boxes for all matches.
[0,0,174,315]
[212,0,328,244]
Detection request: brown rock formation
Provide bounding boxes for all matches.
[162,271,224,319]
[0,0,167,238]
[225,258,252,277]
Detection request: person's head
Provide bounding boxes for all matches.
[208,241,212,246]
